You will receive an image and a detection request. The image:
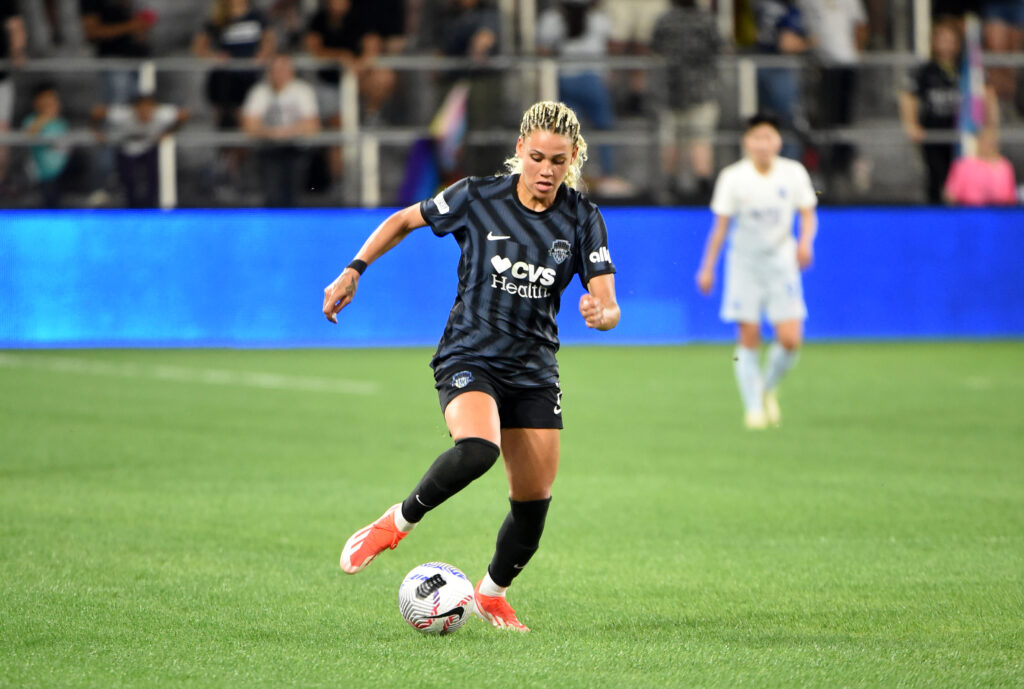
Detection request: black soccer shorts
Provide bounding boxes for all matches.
[433,363,563,430]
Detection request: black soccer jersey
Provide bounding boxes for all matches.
[419,174,616,387]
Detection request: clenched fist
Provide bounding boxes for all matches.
[579,293,605,329]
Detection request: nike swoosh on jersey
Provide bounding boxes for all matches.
[486,232,511,241]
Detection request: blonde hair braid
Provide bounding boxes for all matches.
[503,101,589,191]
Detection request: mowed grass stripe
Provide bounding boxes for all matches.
[1,343,1021,689]
[0,352,379,395]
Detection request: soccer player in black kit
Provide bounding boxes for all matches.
[322,101,620,631]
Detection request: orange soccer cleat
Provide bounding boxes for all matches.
[473,579,530,632]
[340,504,409,574]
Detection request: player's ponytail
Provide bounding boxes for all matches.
[503,101,589,191]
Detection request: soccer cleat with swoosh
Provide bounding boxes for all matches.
[474,579,530,631]
[340,504,408,574]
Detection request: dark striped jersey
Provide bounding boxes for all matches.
[419,174,616,387]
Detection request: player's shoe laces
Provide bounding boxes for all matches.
[340,503,408,574]
[473,580,530,632]
[764,390,781,427]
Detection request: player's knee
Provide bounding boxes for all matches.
[451,437,500,480]
[778,334,802,351]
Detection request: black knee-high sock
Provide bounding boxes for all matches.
[400,437,500,523]
[487,497,551,587]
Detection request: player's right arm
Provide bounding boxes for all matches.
[696,214,730,296]
[697,166,736,295]
[322,203,427,323]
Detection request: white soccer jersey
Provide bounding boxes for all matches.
[710,157,817,257]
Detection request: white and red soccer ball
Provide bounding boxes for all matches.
[398,562,475,634]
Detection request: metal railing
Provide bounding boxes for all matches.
[4,52,1024,207]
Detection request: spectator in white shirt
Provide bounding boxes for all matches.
[537,0,633,197]
[800,0,869,195]
[91,94,189,208]
[241,54,320,207]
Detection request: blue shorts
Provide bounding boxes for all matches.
[983,0,1024,26]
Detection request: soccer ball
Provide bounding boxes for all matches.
[398,562,475,634]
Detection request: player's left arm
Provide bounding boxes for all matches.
[580,274,620,331]
[796,207,817,270]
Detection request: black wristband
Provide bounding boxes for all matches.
[347,259,367,275]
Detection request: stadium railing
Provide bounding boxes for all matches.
[2,52,1024,208]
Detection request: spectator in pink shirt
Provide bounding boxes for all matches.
[944,127,1018,206]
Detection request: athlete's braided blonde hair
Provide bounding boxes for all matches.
[503,101,588,191]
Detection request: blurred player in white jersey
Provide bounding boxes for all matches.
[696,115,818,429]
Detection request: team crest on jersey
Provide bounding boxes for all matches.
[549,239,572,265]
[451,371,474,389]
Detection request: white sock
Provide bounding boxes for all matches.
[393,505,416,533]
[478,572,507,598]
[733,346,764,414]
[763,342,799,392]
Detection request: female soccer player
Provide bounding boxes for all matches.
[322,101,620,631]
[696,114,817,429]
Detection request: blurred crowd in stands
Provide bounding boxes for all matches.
[0,0,1021,208]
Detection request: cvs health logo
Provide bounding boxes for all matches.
[490,255,555,299]
[490,255,556,286]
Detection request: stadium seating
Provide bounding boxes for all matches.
[1,0,1021,208]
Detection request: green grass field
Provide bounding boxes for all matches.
[1,343,1022,688]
